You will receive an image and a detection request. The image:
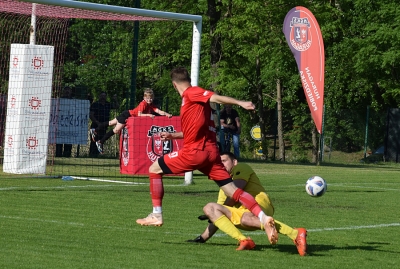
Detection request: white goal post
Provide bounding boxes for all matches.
[20,0,201,184]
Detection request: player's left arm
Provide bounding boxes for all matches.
[209,93,255,111]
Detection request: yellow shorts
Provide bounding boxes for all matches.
[224,192,274,231]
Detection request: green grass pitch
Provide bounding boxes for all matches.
[1,161,399,268]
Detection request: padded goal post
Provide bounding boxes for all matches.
[0,0,202,184]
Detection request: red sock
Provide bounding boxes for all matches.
[232,188,262,217]
[149,173,164,207]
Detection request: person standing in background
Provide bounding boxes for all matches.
[220,104,241,158]
[56,86,73,157]
[89,91,119,157]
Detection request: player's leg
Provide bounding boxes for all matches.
[136,159,165,226]
[240,212,296,238]
[200,150,278,244]
[239,212,307,256]
[203,204,245,241]
[218,182,278,245]
[92,129,106,155]
[137,149,203,226]
[203,203,255,250]
[240,192,305,254]
[113,122,125,133]
[99,122,123,145]
[96,113,129,153]
[96,127,116,154]
[274,220,307,256]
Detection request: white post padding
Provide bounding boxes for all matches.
[3,44,54,174]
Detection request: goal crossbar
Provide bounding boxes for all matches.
[18,0,202,22]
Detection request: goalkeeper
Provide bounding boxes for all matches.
[188,152,308,255]
[90,88,172,154]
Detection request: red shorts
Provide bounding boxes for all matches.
[159,147,230,181]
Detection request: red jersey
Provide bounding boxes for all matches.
[180,86,217,150]
[129,100,157,117]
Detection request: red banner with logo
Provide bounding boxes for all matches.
[283,6,325,134]
[119,116,183,175]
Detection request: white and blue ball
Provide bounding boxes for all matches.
[305,176,327,197]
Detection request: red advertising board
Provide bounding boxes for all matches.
[119,116,183,175]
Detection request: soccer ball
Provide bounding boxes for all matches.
[305,176,327,197]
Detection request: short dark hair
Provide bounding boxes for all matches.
[170,67,191,83]
[219,151,237,160]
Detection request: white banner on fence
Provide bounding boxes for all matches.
[3,44,54,174]
[48,98,90,144]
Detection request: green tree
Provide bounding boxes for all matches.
[61,0,400,158]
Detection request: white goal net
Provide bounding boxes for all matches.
[0,0,201,184]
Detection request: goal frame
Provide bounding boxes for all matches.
[20,0,202,184]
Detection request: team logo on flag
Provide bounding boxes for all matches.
[146,125,179,162]
[28,97,41,110]
[12,56,18,67]
[31,56,44,69]
[26,136,38,149]
[7,136,13,148]
[289,17,311,51]
[10,95,16,108]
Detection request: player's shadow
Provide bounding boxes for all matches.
[260,241,399,256]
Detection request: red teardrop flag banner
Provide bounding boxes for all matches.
[283,6,325,134]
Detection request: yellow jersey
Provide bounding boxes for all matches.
[216,163,271,211]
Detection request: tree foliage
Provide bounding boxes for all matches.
[62,0,400,155]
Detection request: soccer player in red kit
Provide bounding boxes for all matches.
[136,67,278,245]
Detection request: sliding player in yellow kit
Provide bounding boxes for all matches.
[188,152,307,255]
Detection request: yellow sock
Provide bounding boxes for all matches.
[214,215,246,241]
[274,219,298,240]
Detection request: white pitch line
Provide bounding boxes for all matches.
[0,185,133,191]
[327,184,400,191]
[1,214,398,237]
[307,223,400,232]
[0,183,188,191]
